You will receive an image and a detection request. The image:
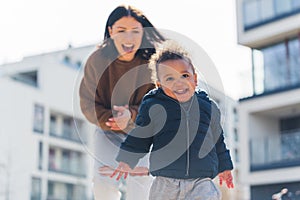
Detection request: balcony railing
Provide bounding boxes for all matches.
[47,182,87,200]
[49,123,87,144]
[48,161,86,177]
[250,129,300,171]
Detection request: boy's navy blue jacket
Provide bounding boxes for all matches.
[116,88,233,179]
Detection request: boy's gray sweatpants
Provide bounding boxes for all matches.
[149,177,221,200]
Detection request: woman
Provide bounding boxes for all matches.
[79,5,165,200]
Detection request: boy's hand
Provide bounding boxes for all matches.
[218,170,234,188]
[104,165,149,179]
[99,165,115,176]
[110,162,132,181]
[129,166,149,176]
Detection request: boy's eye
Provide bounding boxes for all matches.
[182,74,190,78]
[166,77,174,81]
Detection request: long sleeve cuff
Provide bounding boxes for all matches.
[218,150,234,173]
[116,149,145,169]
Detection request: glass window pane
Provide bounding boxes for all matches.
[63,117,73,138]
[11,71,38,87]
[33,104,44,133]
[288,38,300,85]
[253,49,265,94]
[275,0,292,15]
[243,0,260,26]
[31,177,41,200]
[47,181,86,200]
[292,0,300,9]
[261,0,275,20]
[38,142,43,170]
[50,115,57,135]
[262,43,287,91]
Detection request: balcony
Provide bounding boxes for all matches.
[49,116,87,144]
[47,181,87,200]
[48,148,87,177]
[250,129,300,171]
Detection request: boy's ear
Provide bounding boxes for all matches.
[194,73,198,86]
[156,80,161,88]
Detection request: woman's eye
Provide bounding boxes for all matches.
[132,30,141,34]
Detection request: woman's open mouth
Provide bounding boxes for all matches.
[122,44,135,53]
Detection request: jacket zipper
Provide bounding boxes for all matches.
[163,93,195,177]
[185,111,190,176]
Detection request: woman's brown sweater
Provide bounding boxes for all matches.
[79,48,155,133]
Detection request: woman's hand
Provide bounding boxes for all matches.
[218,170,234,188]
[105,105,131,131]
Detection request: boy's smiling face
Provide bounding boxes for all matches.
[156,59,197,103]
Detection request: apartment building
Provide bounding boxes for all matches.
[0,45,95,200]
[236,0,300,199]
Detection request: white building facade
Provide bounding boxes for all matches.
[0,45,95,200]
[236,0,300,199]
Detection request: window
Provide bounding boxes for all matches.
[243,0,300,30]
[31,177,41,200]
[11,70,38,87]
[288,39,300,86]
[48,148,56,170]
[233,107,238,122]
[63,117,73,139]
[62,55,82,70]
[48,147,86,177]
[234,148,240,163]
[234,128,239,142]
[63,55,70,64]
[38,142,43,170]
[252,37,300,94]
[49,112,84,143]
[47,181,86,200]
[33,104,44,133]
[76,61,82,69]
[292,0,300,8]
[49,115,58,135]
[251,181,300,200]
[274,0,292,15]
[260,0,275,20]
[280,115,300,132]
[263,43,286,91]
[243,0,260,27]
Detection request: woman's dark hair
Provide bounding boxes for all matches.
[100,5,165,60]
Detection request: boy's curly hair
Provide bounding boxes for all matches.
[149,40,195,82]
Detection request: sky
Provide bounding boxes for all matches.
[0,0,252,99]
